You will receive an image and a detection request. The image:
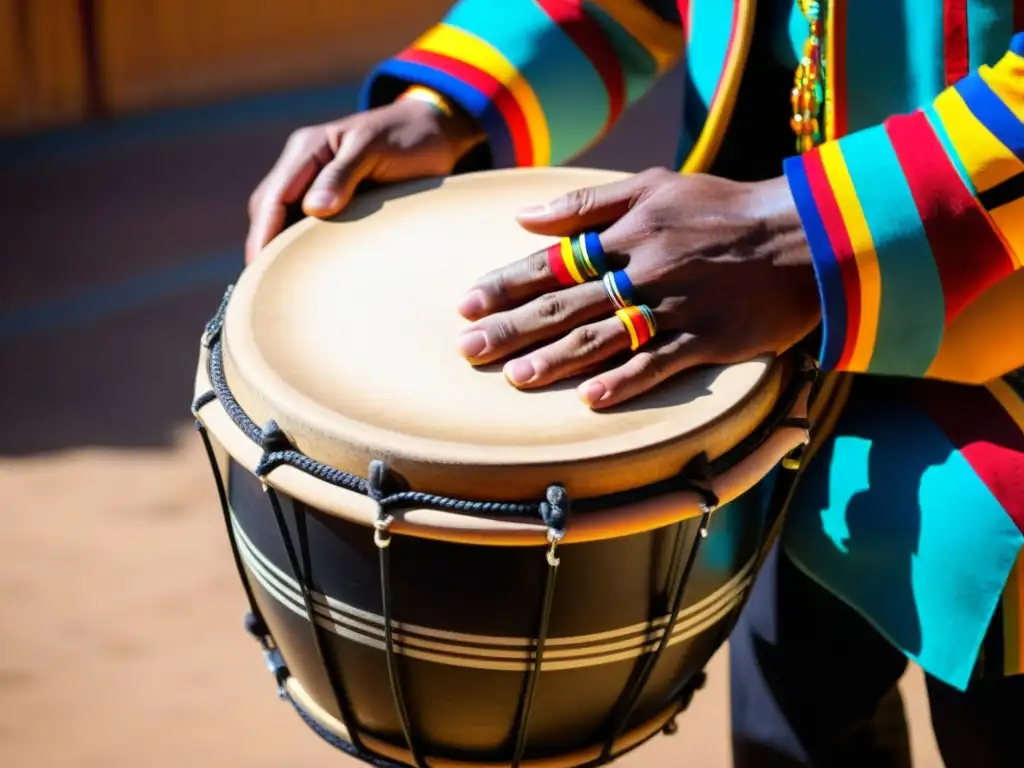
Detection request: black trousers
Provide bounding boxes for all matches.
[729,544,1024,767]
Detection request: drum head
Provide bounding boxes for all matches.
[222,168,780,500]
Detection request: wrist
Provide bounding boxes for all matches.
[399,86,486,161]
[749,175,823,322]
[401,85,454,117]
[748,176,804,236]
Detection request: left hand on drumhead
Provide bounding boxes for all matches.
[455,168,821,409]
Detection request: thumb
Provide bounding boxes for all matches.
[515,173,650,236]
[302,130,376,217]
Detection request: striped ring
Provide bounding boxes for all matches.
[547,238,583,286]
[615,305,657,351]
[603,270,637,309]
[547,234,610,287]
[579,232,608,276]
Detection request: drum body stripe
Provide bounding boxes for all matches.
[230,512,752,671]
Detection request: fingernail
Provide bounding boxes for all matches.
[579,381,607,405]
[505,358,536,385]
[305,190,337,211]
[458,331,487,358]
[517,204,550,218]
[458,290,486,318]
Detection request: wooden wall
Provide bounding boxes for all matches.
[0,0,89,135]
[0,0,452,136]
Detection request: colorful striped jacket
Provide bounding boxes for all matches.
[361,1,1024,690]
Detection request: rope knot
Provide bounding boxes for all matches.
[679,452,719,515]
[539,484,570,532]
[540,484,571,568]
[368,460,392,548]
[191,390,217,420]
[368,459,388,501]
[260,420,291,454]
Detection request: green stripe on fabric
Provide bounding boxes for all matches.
[924,103,976,194]
[445,0,610,164]
[838,125,946,375]
[583,1,659,105]
[967,0,1017,71]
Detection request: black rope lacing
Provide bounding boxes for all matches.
[192,286,817,766]
[368,460,428,768]
[194,286,815,520]
[263,478,367,753]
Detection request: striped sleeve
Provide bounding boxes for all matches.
[783,33,1024,383]
[359,0,684,168]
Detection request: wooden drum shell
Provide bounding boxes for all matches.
[218,444,774,763]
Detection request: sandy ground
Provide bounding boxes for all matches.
[0,71,944,767]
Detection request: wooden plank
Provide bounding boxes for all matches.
[96,0,453,115]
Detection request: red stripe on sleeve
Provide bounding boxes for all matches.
[535,0,626,135]
[398,49,534,167]
[943,0,970,86]
[803,149,861,367]
[884,112,1015,323]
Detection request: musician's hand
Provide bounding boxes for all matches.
[245,97,483,263]
[456,168,821,409]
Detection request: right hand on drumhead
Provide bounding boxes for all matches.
[245,97,484,263]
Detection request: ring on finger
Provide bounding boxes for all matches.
[547,233,608,287]
[615,305,657,351]
[603,269,637,309]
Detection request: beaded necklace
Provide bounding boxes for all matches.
[791,0,826,151]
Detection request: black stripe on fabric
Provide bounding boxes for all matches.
[981,598,1006,679]
[979,171,1024,211]
[1003,370,1024,400]
[641,0,683,25]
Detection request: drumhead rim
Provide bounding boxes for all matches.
[222,168,779,482]
[192,338,815,544]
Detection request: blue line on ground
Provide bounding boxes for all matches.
[0,249,242,343]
